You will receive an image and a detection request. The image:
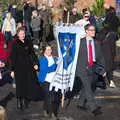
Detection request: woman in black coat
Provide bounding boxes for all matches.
[10,27,38,110]
[96,27,117,87]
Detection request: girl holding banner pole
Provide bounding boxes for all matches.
[38,43,61,120]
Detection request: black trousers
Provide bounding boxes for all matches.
[5,31,12,45]
[106,71,113,83]
[78,72,98,111]
[32,31,40,45]
[42,82,61,116]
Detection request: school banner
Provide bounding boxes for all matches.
[49,25,83,93]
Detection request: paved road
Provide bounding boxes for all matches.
[0,72,120,120]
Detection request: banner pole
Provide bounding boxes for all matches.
[67,11,70,24]
[61,93,65,108]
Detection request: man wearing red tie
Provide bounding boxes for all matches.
[75,24,106,116]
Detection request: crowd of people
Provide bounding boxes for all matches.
[0,1,120,120]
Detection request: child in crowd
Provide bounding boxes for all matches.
[38,43,61,120]
[16,22,23,30]
[2,12,16,46]
[0,59,13,86]
[31,10,41,49]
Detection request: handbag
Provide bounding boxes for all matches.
[87,63,107,90]
[87,63,105,75]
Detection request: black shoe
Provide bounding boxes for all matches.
[17,99,23,110]
[77,105,88,110]
[92,107,102,116]
[23,98,30,109]
[24,99,29,109]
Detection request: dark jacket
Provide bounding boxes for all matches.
[104,10,120,32]
[24,3,35,22]
[31,16,41,31]
[96,28,117,71]
[69,13,82,24]
[76,37,105,76]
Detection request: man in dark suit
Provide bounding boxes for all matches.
[76,24,106,116]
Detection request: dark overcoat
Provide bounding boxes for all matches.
[11,38,39,99]
[102,32,117,72]
[96,28,117,72]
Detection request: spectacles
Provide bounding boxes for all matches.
[88,29,95,31]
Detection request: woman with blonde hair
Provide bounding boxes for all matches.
[0,106,7,120]
[2,12,16,46]
[0,92,14,120]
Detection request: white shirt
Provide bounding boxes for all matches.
[86,37,96,62]
[75,19,90,38]
[45,56,56,83]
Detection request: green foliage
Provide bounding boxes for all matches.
[0,0,23,11]
[0,15,2,29]
[0,0,14,10]
[91,0,105,17]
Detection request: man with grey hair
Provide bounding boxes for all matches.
[69,7,82,24]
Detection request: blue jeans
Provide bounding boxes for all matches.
[5,31,12,45]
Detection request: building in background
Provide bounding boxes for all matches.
[30,0,116,11]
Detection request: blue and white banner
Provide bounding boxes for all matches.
[49,25,83,93]
[117,0,120,4]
